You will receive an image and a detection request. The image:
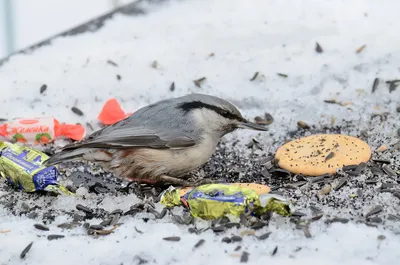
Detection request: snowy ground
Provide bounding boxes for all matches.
[1,0,400,264]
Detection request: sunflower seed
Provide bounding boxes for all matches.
[333,177,348,191]
[211,226,225,233]
[83,223,90,230]
[257,232,271,240]
[123,208,141,216]
[89,225,103,230]
[224,222,240,229]
[302,226,312,238]
[388,214,400,221]
[47,234,65,241]
[193,239,205,249]
[393,192,400,200]
[76,204,93,214]
[57,222,80,230]
[20,242,33,259]
[110,213,120,226]
[372,78,379,93]
[271,246,278,256]
[240,251,249,263]
[383,165,397,177]
[99,218,112,227]
[71,107,84,116]
[315,42,323,53]
[93,226,118,235]
[116,74,121,80]
[107,60,118,67]
[377,235,386,240]
[163,236,181,242]
[222,237,232,243]
[372,159,391,164]
[366,205,383,218]
[388,81,399,93]
[40,84,47,94]
[319,184,332,195]
[34,224,49,231]
[291,211,306,217]
[188,227,198,234]
[343,165,358,171]
[325,152,335,162]
[250,221,266,230]
[110,209,123,215]
[193,77,206,88]
[310,214,324,222]
[250,72,259,81]
[325,217,349,224]
[365,178,378,184]
[371,167,384,176]
[297,121,310,129]
[170,82,175,91]
[367,216,382,223]
[231,236,242,242]
[277,73,288,78]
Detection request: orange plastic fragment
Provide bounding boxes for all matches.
[98,98,132,125]
[54,119,86,141]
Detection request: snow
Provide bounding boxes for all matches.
[1,0,400,264]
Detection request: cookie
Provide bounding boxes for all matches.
[275,134,371,176]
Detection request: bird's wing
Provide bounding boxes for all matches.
[61,126,196,151]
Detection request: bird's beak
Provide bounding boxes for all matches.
[238,120,269,131]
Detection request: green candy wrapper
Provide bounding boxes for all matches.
[160,183,291,220]
[0,141,73,195]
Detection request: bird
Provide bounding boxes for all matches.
[45,93,269,186]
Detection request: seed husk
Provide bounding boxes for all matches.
[170,82,175,91]
[325,217,349,224]
[291,211,306,217]
[40,84,47,94]
[277,73,288,78]
[376,145,388,152]
[257,232,271,240]
[188,227,198,234]
[76,204,93,214]
[310,214,324,222]
[393,192,400,200]
[249,72,259,81]
[47,234,65,241]
[240,230,256,237]
[235,246,242,251]
[297,120,310,129]
[388,214,400,221]
[371,166,384,176]
[109,213,120,226]
[222,237,232,243]
[107,60,118,67]
[100,218,112,227]
[20,242,33,259]
[116,74,121,80]
[356,44,366,53]
[193,239,205,249]
[315,42,323,53]
[193,77,206,88]
[93,225,118,235]
[333,177,348,191]
[163,236,181,242]
[71,107,84,116]
[388,81,399,93]
[365,178,378,184]
[271,246,278,256]
[377,235,386,240]
[211,226,225,233]
[372,78,379,93]
[367,216,382,223]
[231,235,243,242]
[324,152,335,162]
[240,251,249,263]
[134,226,143,234]
[34,223,49,231]
[224,222,241,229]
[366,205,383,218]
[372,159,391,164]
[319,184,332,195]
[302,226,312,238]
[89,225,104,230]
[250,221,266,230]
[382,165,397,177]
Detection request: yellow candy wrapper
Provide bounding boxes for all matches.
[160,183,291,220]
[0,141,73,195]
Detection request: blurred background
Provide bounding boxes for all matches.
[0,0,134,58]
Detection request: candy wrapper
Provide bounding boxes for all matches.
[160,183,291,220]
[98,98,133,125]
[0,118,85,145]
[0,141,73,195]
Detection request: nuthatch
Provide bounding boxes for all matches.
[45,94,268,186]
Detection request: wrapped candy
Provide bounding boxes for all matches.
[0,118,85,145]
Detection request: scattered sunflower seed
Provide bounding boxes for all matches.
[377,235,386,240]
[71,107,84,116]
[249,72,259,81]
[382,165,397,177]
[277,73,288,78]
[163,236,181,242]
[372,78,379,93]
[76,204,93,214]
[47,234,65,241]
[193,77,206,88]
[222,237,232,243]
[40,84,47,94]
[106,60,118,67]
[257,232,271,240]
[356,44,366,53]
[271,246,278,256]
[109,213,121,226]
[302,226,312,238]
[193,239,205,249]
[211,226,225,233]
[325,152,335,162]
[89,225,104,230]
[224,222,240,229]
[116,74,121,80]
[170,82,175,92]
[333,177,348,191]
[365,205,383,218]
[34,223,49,231]
[235,246,242,251]
[393,192,400,200]
[291,211,306,217]
[315,42,323,53]
[240,251,249,263]
[325,217,349,224]
[297,121,310,129]
[231,236,242,242]
[250,221,266,230]
[57,222,80,230]
[134,227,143,234]
[372,159,391,164]
[151,60,158,68]
[20,242,33,259]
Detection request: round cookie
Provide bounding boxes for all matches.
[275,134,371,176]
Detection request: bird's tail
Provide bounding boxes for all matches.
[44,148,90,166]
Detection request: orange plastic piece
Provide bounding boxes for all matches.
[54,119,86,141]
[98,98,133,125]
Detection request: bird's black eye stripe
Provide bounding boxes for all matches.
[178,101,244,122]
